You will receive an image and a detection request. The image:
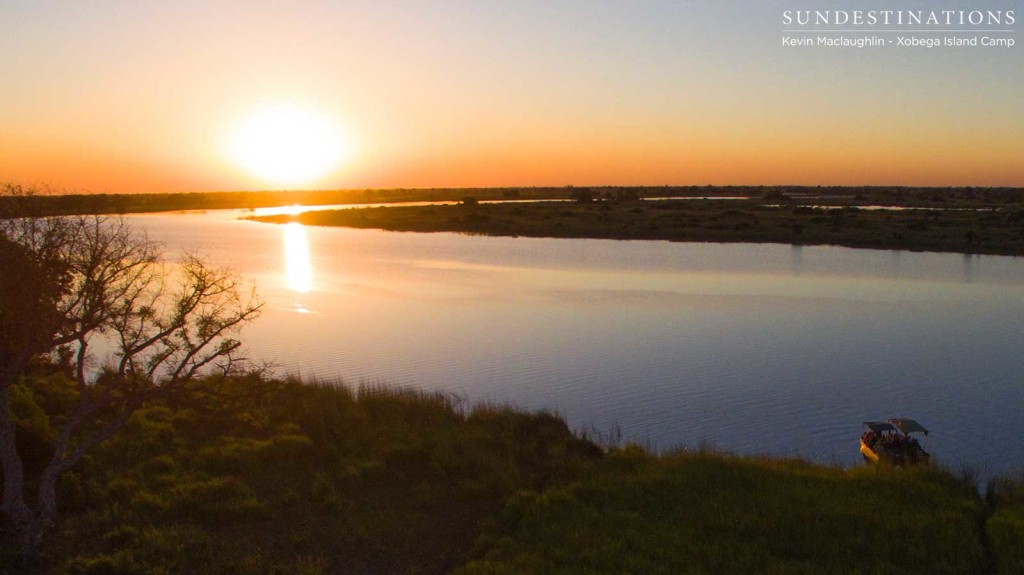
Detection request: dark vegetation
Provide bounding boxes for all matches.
[0,186,557,217]
[252,191,1024,257]
[987,474,1024,575]
[5,368,1024,574]
[457,451,988,575]
[5,183,1022,217]
[1,202,261,564]
[2,369,600,573]
[9,182,1024,255]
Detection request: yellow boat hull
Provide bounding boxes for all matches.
[860,439,880,463]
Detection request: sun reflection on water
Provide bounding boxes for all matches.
[283,222,313,293]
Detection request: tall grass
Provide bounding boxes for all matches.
[456,450,987,575]
[5,369,1022,573]
[4,371,599,573]
[987,471,1024,575]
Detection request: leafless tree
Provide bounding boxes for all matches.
[0,193,262,564]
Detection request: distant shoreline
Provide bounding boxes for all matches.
[248,195,1024,257]
[3,184,1022,217]
[7,184,1024,256]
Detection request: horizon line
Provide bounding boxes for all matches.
[13,184,1024,197]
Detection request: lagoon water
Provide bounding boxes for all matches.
[129,207,1024,477]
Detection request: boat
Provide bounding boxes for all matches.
[859,418,930,466]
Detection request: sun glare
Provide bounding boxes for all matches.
[227,104,351,187]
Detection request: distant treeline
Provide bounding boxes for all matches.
[2,185,1022,217]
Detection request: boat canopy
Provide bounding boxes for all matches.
[863,421,897,434]
[888,418,928,436]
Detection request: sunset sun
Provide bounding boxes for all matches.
[226,104,351,187]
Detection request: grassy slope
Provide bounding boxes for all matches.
[6,372,600,574]
[252,199,1024,257]
[987,474,1024,575]
[4,371,1021,574]
[457,449,986,575]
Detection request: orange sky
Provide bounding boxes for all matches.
[1,2,1021,193]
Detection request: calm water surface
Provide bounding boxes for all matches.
[129,208,1024,476]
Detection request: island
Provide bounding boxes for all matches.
[248,188,1024,257]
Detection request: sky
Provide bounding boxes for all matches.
[1,0,1021,193]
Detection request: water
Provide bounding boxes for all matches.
[127,208,1024,477]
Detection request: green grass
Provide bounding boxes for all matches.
[4,372,599,573]
[4,369,1022,573]
[456,449,986,575]
[988,473,1024,575]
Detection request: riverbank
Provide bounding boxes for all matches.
[5,370,1023,573]
[0,185,559,217]
[4,184,1021,220]
[8,183,1024,256]
[251,197,1024,257]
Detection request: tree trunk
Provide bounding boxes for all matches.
[0,385,31,523]
[21,467,61,566]
[20,519,47,567]
[1,383,43,566]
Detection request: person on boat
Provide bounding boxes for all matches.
[861,430,877,448]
